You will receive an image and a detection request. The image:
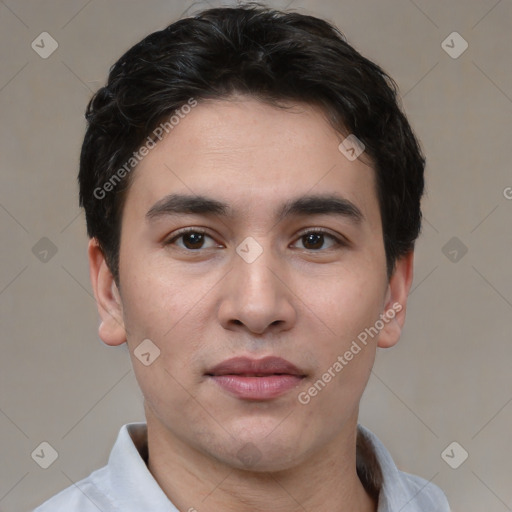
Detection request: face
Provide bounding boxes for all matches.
[90,96,412,472]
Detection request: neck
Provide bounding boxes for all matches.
[144,409,377,512]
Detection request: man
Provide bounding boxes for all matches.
[34,3,451,511]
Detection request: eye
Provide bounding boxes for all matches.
[292,230,345,251]
[165,228,347,252]
[165,228,220,250]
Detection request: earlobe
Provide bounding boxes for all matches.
[87,238,127,346]
[377,251,414,349]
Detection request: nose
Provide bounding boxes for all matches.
[217,240,297,336]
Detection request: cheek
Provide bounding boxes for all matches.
[120,276,202,409]
[119,269,211,395]
[310,268,385,337]
[302,267,385,395]
[303,296,378,417]
[134,361,204,432]
[120,265,200,340]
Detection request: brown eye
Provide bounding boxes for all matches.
[293,230,344,251]
[180,232,206,250]
[165,229,219,250]
[302,232,325,250]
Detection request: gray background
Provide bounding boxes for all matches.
[1,0,511,510]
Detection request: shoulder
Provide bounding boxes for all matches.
[32,422,159,512]
[357,424,451,512]
[30,422,143,512]
[32,465,116,512]
[396,470,451,511]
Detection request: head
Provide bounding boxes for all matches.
[83,4,423,473]
[80,3,424,285]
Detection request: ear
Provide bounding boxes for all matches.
[88,238,127,346]
[377,250,414,349]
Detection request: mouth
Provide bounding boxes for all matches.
[205,356,306,401]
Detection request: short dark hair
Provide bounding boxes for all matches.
[79,2,425,284]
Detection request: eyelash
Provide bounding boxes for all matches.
[164,227,347,251]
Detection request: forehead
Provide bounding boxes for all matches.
[121,97,380,231]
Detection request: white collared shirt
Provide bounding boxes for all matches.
[33,422,451,511]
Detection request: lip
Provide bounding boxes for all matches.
[206,356,306,400]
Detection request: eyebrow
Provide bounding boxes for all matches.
[145,193,364,224]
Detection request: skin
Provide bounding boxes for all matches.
[88,96,414,512]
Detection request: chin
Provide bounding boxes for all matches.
[217,429,308,473]
[227,446,302,473]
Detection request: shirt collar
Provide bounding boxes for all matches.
[102,422,176,510]
[357,424,439,511]
[104,422,413,511]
